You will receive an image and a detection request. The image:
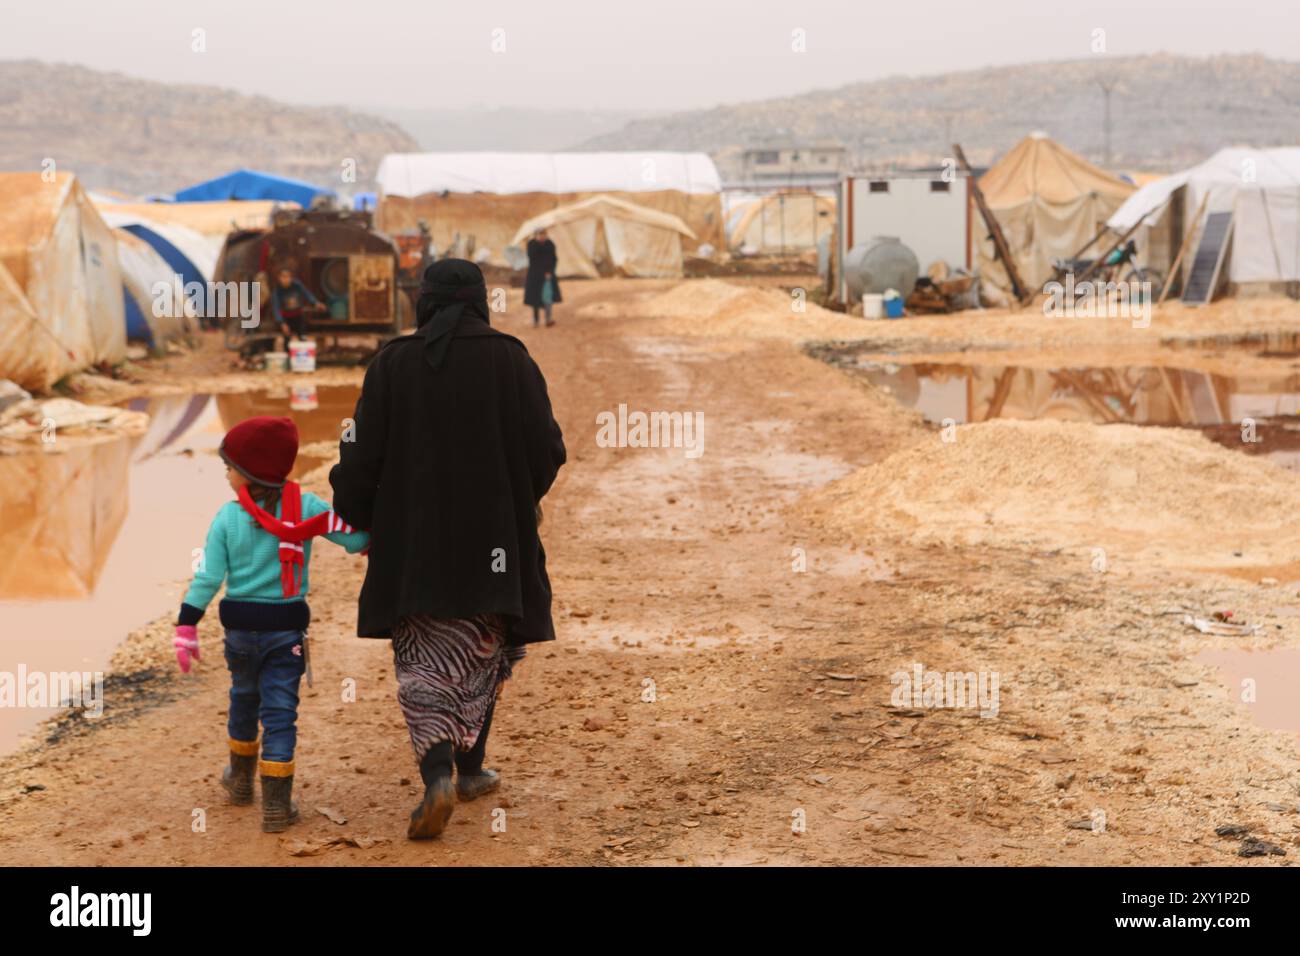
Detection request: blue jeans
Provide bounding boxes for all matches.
[223,629,306,764]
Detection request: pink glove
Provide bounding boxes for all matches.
[174,625,200,673]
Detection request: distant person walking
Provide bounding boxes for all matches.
[524,229,561,327]
[330,258,566,840]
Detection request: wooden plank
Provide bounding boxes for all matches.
[954,143,1029,303]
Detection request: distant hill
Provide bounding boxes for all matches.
[578,53,1300,177]
[369,105,652,152]
[0,60,419,196]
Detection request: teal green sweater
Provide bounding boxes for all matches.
[179,492,369,631]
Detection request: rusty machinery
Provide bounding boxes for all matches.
[215,208,421,363]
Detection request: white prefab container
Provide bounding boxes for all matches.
[263,351,288,372]
[862,293,884,319]
[836,173,971,305]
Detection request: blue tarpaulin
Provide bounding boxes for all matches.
[173,169,332,206]
[122,288,154,346]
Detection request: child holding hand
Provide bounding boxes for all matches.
[174,416,368,832]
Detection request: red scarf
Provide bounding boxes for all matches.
[237,482,355,597]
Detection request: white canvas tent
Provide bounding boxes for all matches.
[0,173,126,391]
[97,211,221,279]
[510,195,697,278]
[378,151,721,198]
[114,229,195,344]
[728,191,835,254]
[1108,147,1300,287]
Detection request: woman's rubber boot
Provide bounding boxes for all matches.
[221,739,258,806]
[260,760,300,833]
[455,703,500,802]
[456,768,500,802]
[409,742,455,840]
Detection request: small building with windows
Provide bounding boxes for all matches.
[738,143,847,190]
[833,169,973,304]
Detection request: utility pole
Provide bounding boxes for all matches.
[1097,79,1116,168]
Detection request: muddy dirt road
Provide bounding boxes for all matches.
[2,278,1297,865]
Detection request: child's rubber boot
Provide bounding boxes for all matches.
[260,760,300,833]
[408,742,454,840]
[221,739,258,805]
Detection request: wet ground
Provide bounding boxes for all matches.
[2,279,1299,866]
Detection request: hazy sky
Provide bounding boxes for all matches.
[3,0,1294,112]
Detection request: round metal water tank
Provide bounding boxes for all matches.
[843,236,920,303]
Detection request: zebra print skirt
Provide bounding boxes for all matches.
[390,613,524,759]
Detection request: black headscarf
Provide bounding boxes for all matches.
[415,258,490,371]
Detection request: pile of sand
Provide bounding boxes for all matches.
[617,279,869,341]
[808,418,1300,570]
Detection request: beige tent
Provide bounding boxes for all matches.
[90,199,286,239]
[511,196,697,278]
[729,192,835,254]
[973,134,1136,302]
[377,152,724,265]
[0,173,126,391]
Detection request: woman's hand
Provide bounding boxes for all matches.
[174,625,200,673]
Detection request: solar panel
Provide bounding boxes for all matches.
[1181,211,1234,306]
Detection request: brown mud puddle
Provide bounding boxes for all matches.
[810,342,1300,468]
[0,384,360,752]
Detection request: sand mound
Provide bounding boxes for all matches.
[614,278,869,341]
[809,418,1300,569]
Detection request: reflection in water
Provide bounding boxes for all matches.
[829,356,1300,468]
[857,361,1300,428]
[0,437,132,599]
[215,385,359,478]
[0,384,361,752]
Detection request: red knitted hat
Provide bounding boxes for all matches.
[219,416,299,487]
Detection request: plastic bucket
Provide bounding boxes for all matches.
[290,384,319,411]
[288,339,317,373]
[263,351,288,372]
[862,293,884,319]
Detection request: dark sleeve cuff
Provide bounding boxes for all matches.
[177,603,206,627]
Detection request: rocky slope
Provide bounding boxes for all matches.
[580,53,1300,175]
[0,60,419,195]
